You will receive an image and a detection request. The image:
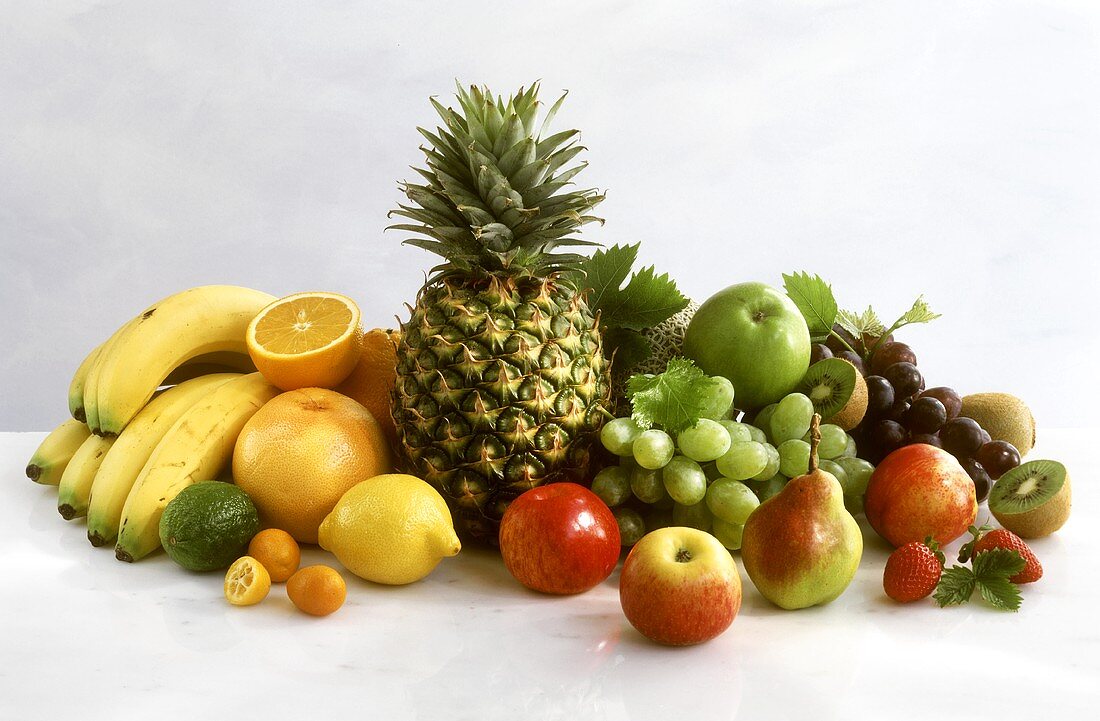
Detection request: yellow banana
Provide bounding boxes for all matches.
[73,344,252,424]
[83,316,139,434]
[115,372,279,562]
[68,343,104,422]
[160,351,257,385]
[57,434,116,519]
[86,373,241,547]
[26,418,92,485]
[93,285,275,437]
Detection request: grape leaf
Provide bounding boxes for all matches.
[895,296,941,326]
[603,327,652,372]
[783,271,942,360]
[836,306,885,340]
[627,357,713,433]
[782,272,838,341]
[571,243,636,309]
[864,296,942,358]
[574,243,688,332]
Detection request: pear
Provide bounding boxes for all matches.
[741,414,863,610]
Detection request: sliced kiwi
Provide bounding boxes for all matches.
[988,459,1071,538]
[960,392,1036,455]
[797,358,868,431]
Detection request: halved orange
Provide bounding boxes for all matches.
[224,556,271,606]
[246,292,364,391]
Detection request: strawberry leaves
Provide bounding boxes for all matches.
[934,548,1026,611]
[957,524,995,563]
[923,536,946,567]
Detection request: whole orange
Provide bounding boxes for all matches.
[232,388,393,544]
[247,528,301,583]
[287,565,347,616]
[334,328,400,448]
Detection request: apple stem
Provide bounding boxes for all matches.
[808,413,821,473]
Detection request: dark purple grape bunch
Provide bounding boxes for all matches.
[825,331,1023,500]
[853,340,930,463]
[928,404,1022,502]
[820,324,889,376]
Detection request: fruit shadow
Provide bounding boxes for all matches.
[324,544,530,598]
[22,482,67,532]
[446,545,582,601]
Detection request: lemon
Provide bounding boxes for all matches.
[318,474,461,585]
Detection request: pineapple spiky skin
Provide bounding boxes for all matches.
[394,276,610,542]
[388,83,610,543]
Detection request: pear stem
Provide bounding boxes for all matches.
[808,413,821,473]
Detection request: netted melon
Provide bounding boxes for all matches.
[611,302,699,415]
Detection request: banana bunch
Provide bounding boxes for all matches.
[27,285,282,560]
[70,285,273,435]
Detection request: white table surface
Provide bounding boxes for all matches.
[1,429,1095,721]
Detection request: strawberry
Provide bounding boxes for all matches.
[972,529,1042,584]
[884,538,945,603]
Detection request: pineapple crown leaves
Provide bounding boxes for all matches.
[388,82,605,283]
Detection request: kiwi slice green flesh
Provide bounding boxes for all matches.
[989,459,1071,538]
[797,358,867,430]
[799,358,854,416]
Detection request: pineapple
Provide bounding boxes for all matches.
[389,84,610,542]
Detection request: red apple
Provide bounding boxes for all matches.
[619,527,742,646]
[499,482,620,595]
[865,444,978,547]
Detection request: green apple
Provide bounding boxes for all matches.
[683,282,811,411]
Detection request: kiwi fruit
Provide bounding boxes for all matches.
[988,459,1071,538]
[960,392,1036,455]
[797,358,867,431]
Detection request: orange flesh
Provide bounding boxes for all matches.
[227,562,256,597]
[253,298,354,354]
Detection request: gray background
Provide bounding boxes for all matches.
[3,0,1098,431]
